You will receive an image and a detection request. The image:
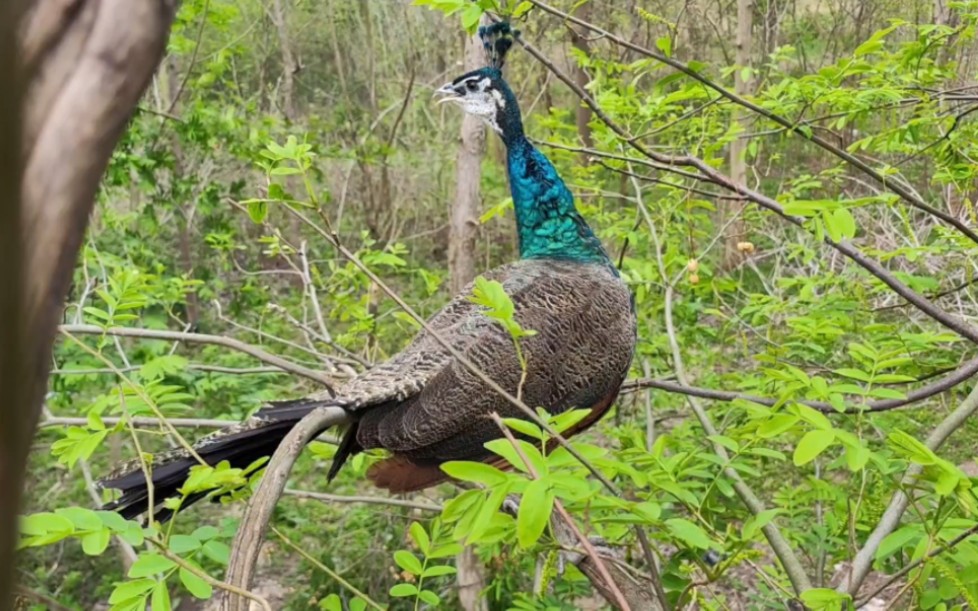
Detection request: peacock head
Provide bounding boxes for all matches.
[434,22,522,139]
[435,67,516,135]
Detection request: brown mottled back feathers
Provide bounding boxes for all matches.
[340,258,636,489]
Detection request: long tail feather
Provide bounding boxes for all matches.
[99,398,344,521]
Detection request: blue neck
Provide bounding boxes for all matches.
[494,89,612,267]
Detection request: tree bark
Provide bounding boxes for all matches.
[270,0,298,121]
[720,0,754,271]
[569,5,593,152]
[1,2,177,607]
[449,21,490,611]
[448,25,487,295]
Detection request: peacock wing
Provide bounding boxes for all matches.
[356,259,636,463]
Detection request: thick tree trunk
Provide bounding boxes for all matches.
[271,0,298,120]
[447,26,487,295]
[449,22,490,611]
[721,0,754,271]
[0,2,176,607]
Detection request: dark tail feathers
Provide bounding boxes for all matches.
[99,398,345,521]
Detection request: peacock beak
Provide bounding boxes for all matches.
[434,82,461,104]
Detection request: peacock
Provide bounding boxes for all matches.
[99,23,637,521]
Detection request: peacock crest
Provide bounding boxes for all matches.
[478,22,519,70]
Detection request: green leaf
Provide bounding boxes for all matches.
[800,587,850,610]
[201,540,230,565]
[109,579,157,604]
[511,1,533,19]
[428,542,463,560]
[792,404,833,430]
[833,368,872,382]
[422,564,457,578]
[483,439,529,473]
[757,414,799,438]
[319,594,343,611]
[246,200,268,224]
[179,567,213,599]
[517,479,554,549]
[460,3,483,33]
[876,526,919,561]
[191,526,220,541]
[20,512,74,537]
[793,430,836,466]
[418,589,441,606]
[393,550,424,575]
[408,522,430,555]
[655,36,672,57]
[666,518,713,549]
[888,430,937,465]
[389,583,419,598]
[150,581,172,611]
[501,417,544,441]
[81,529,111,556]
[742,509,781,539]
[349,598,367,611]
[832,208,856,239]
[167,534,201,554]
[129,553,177,578]
[844,443,870,471]
[269,166,302,176]
[440,461,507,486]
[550,408,591,434]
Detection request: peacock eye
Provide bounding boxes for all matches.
[465,80,478,91]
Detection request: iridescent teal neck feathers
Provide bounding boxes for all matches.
[504,136,611,265]
[437,25,612,267]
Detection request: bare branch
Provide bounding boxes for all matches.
[284,488,442,512]
[621,354,978,414]
[221,406,350,611]
[59,324,338,389]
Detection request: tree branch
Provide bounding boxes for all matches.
[221,406,350,611]
[621,354,978,414]
[283,488,442,512]
[58,324,337,389]
[838,381,978,596]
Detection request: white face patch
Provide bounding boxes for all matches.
[441,74,506,134]
[491,89,506,109]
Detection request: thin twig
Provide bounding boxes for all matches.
[284,488,442,512]
[59,323,336,388]
[150,538,273,611]
[41,416,242,429]
[51,365,289,376]
[620,355,978,414]
[270,526,385,611]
